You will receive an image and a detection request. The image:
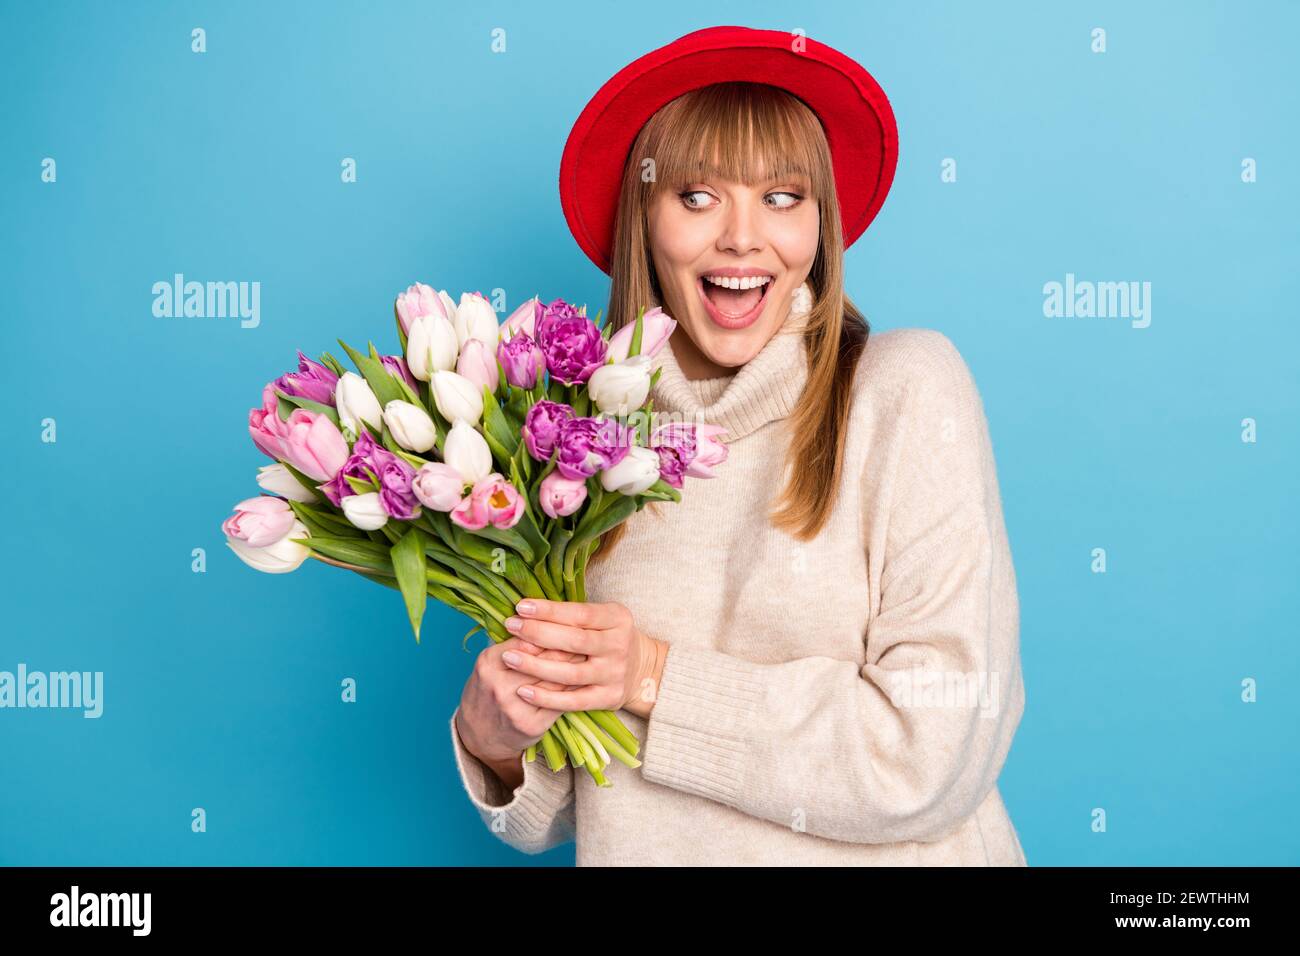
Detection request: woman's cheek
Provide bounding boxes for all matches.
[773,209,820,270]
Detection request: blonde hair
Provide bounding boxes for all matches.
[594,81,870,562]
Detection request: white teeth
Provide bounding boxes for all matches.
[703,275,772,290]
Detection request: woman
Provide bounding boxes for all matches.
[450,26,1028,865]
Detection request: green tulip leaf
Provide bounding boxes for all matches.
[274,389,341,427]
[390,527,429,644]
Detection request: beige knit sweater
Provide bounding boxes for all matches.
[448,313,1028,866]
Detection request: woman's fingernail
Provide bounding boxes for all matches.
[516,600,536,615]
[504,616,523,633]
[502,651,521,666]
[517,686,535,700]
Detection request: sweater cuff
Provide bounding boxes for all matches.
[448,707,573,835]
[639,643,765,806]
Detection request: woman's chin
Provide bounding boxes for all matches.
[684,318,772,370]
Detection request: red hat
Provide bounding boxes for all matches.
[558,25,899,275]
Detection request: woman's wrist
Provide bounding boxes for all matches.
[456,711,526,792]
[485,753,525,792]
[623,635,668,719]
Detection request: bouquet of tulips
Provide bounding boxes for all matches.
[220,284,729,787]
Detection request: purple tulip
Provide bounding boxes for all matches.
[522,400,575,462]
[556,416,634,481]
[320,430,379,507]
[647,422,698,489]
[319,429,417,519]
[381,354,419,392]
[275,351,339,406]
[375,456,421,520]
[535,298,607,385]
[498,332,546,389]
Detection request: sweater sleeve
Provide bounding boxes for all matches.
[637,330,1025,845]
[448,706,577,855]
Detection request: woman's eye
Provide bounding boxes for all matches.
[677,189,802,210]
[765,191,802,209]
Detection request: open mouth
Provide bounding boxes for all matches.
[696,273,774,330]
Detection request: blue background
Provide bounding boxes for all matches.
[2,0,1296,866]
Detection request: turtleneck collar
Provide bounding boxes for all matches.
[649,311,811,442]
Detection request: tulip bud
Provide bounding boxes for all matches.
[335,371,383,440]
[437,289,458,326]
[225,518,311,573]
[255,463,318,502]
[501,296,540,342]
[539,470,587,518]
[279,409,350,483]
[412,462,467,511]
[498,332,546,389]
[442,419,493,484]
[223,497,310,573]
[430,369,484,426]
[382,400,437,453]
[394,282,444,337]
[454,292,500,351]
[341,491,389,530]
[587,355,653,415]
[599,445,661,495]
[686,423,730,478]
[456,338,500,393]
[606,307,677,362]
[406,311,459,381]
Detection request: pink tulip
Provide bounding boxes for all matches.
[450,473,524,530]
[483,475,525,528]
[279,408,350,482]
[449,484,489,530]
[539,470,587,518]
[395,282,447,337]
[221,495,297,548]
[456,338,500,393]
[686,423,729,478]
[249,384,294,460]
[606,306,677,362]
[501,296,540,341]
[412,462,467,512]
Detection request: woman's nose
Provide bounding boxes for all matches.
[716,195,762,255]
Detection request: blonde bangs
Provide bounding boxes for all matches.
[637,82,832,209]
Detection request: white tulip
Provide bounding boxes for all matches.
[437,289,458,327]
[430,369,484,426]
[455,293,500,351]
[383,400,437,453]
[225,519,311,573]
[587,355,653,415]
[442,419,493,484]
[255,464,318,503]
[335,371,383,440]
[406,312,459,381]
[342,492,388,530]
[599,445,662,496]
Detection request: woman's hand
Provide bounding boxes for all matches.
[455,637,588,790]
[500,598,668,720]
